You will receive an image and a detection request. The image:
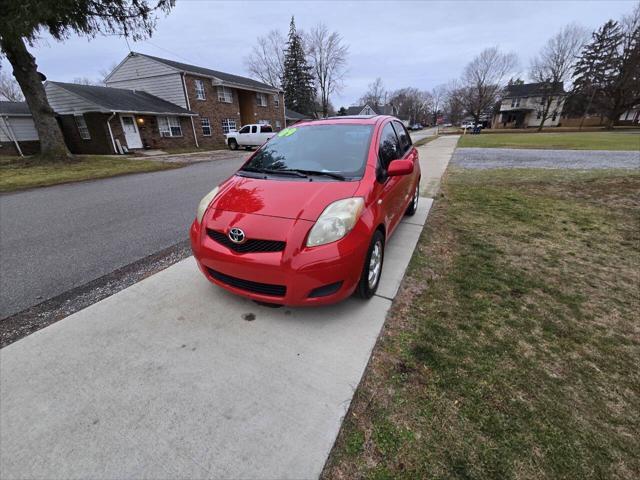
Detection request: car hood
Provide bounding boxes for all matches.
[209,175,361,221]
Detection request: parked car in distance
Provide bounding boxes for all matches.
[408,124,423,130]
[460,122,475,129]
[226,124,275,150]
[191,116,421,306]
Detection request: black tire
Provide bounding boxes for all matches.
[356,230,385,299]
[405,182,419,216]
[228,139,238,150]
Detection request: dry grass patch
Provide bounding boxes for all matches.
[323,168,640,480]
[0,155,180,192]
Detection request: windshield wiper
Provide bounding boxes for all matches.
[239,166,307,178]
[286,169,346,181]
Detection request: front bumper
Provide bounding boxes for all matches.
[190,210,370,306]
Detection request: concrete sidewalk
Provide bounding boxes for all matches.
[418,135,458,197]
[1,137,456,480]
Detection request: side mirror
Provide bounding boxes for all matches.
[387,159,414,177]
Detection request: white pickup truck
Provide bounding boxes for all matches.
[225,124,275,150]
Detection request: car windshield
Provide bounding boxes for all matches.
[240,124,373,180]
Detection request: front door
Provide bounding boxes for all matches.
[120,115,142,149]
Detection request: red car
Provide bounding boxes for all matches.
[190,115,420,306]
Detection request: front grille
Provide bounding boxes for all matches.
[207,229,286,253]
[207,268,286,297]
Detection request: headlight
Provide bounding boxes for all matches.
[306,197,364,247]
[196,186,219,223]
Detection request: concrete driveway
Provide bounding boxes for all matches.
[1,137,457,479]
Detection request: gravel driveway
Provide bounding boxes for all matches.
[452,147,640,169]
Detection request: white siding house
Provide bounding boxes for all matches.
[0,102,39,155]
[104,54,187,108]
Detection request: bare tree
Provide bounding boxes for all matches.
[244,29,286,88]
[388,87,431,124]
[430,84,447,125]
[530,23,589,130]
[72,76,99,85]
[460,47,518,124]
[359,77,386,106]
[98,62,119,85]
[305,23,348,118]
[0,70,23,101]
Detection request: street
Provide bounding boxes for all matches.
[0,155,244,318]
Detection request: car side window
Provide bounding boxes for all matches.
[261,125,273,133]
[239,125,250,134]
[378,123,400,174]
[251,125,257,134]
[392,121,411,156]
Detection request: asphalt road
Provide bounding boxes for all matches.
[0,156,244,318]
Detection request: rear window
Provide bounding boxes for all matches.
[243,124,373,179]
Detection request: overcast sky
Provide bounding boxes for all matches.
[1,0,636,106]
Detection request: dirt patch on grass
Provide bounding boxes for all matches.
[322,169,640,479]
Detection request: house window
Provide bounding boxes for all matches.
[200,117,211,136]
[275,120,281,129]
[273,94,280,107]
[256,92,268,107]
[194,79,206,100]
[158,116,182,137]
[257,119,269,125]
[218,86,233,103]
[552,111,558,121]
[74,114,91,140]
[537,111,541,119]
[221,118,237,134]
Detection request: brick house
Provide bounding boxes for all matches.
[105,52,286,148]
[44,81,197,154]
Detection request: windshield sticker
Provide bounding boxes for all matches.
[277,127,297,137]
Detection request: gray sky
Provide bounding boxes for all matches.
[1,0,636,106]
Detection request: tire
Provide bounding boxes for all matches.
[356,230,385,299]
[405,182,419,216]
[228,139,238,150]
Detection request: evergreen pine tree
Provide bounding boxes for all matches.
[572,19,640,128]
[281,17,317,116]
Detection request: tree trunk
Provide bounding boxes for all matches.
[0,36,71,161]
[537,97,553,132]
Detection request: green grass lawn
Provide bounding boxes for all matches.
[0,155,180,192]
[413,135,438,147]
[323,168,640,479]
[458,131,640,151]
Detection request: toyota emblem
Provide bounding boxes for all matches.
[228,227,246,244]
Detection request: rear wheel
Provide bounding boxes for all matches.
[228,139,238,150]
[405,183,419,216]
[356,230,385,299]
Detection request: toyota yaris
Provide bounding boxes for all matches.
[190,115,420,305]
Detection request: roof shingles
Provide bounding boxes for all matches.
[51,82,196,116]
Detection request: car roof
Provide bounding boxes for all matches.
[292,115,393,128]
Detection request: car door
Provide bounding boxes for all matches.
[237,125,251,145]
[376,121,405,233]
[391,121,418,212]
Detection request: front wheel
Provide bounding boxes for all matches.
[228,139,238,150]
[356,230,385,299]
[405,183,419,216]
